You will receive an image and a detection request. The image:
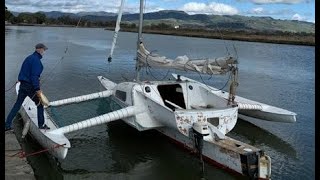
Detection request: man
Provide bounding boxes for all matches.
[5,43,50,131]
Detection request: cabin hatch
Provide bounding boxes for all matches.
[157,84,186,110]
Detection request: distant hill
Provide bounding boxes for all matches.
[11,10,315,34]
[76,11,117,17]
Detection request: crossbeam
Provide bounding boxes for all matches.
[237,103,262,110]
[49,106,143,134]
[48,90,113,107]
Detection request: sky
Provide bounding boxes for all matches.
[5,0,315,23]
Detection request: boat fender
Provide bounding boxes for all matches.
[21,119,31,139]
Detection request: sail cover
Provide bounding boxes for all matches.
[137,42,238,75]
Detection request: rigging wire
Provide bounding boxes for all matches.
[146,66,171,81]
[183,61,232,91]
[198,71,231,91]
[139,0,237,88]
[198,70,232,91]
[41,17,82,88]
[23,18,85,134]
[202,0,239,57]
[5,17,83,94]
[144,50,171,81]
[5,81,18,92]
[5,17,83,138]
[211,0,231,55]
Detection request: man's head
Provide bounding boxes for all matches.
[35,43,48,55]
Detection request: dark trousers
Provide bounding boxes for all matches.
[5,82,44,128]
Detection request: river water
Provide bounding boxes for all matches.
[5,26,315,180]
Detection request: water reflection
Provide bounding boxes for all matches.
[13,115,63,180]
[5,27,31,34]
[6,26,314,179]
[230,118,297,159]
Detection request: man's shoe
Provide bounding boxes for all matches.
[5,127,13,132]
[39,124,50,130]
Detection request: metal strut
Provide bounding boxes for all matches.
[193,128,205,178]
[228,66,238,105]
[48,90,113,107]
[49,106,143,135]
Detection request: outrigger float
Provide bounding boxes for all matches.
[16,0,296,179]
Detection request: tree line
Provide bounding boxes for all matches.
[5,6,105,26]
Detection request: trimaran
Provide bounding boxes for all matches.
[15,0,296,179]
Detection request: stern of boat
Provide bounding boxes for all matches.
[174,107,238,137]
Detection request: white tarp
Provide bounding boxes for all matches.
[137,43,237,75]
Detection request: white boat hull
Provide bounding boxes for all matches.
[238,108,296,123]
[172,74,296,123]
[13,76,272,178]
[157,127,270,178]
[19,108,69,159]
[16,82,70,160]
[97,77,271,179]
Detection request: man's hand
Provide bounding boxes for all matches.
[36,90,49,107]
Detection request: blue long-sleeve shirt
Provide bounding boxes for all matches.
[18,51,43,91]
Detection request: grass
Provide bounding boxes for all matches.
[105,27,315,46]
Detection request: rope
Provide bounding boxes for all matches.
[144,50,171,81]
[5,81,18,93]
[5,17,82,130]
[198,70,232,91]
[8,143,66,158]
[205,0,232,56]
[6,17,82,96]
[40,17,82,88]
[183,59,232,91]
[6,17,82,94]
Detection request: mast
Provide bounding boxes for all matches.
[135,0,144,82]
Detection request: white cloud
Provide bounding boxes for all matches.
[292,13,302,20]
[291,13,307,21]
[5,0,166,14]
[251,7,264,14]
[250,0,305,4]
[5,0,314,23]
[6,0,116,13]
[246,8,314,22]
[291,13,314,22]
[248,7,295,15]
[180,2,239,15]
[6,0,33,5]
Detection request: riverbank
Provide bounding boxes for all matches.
[5,131,35,180]
[105,27,315,46]
[5,24,314,46]
[6,23,75,27]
